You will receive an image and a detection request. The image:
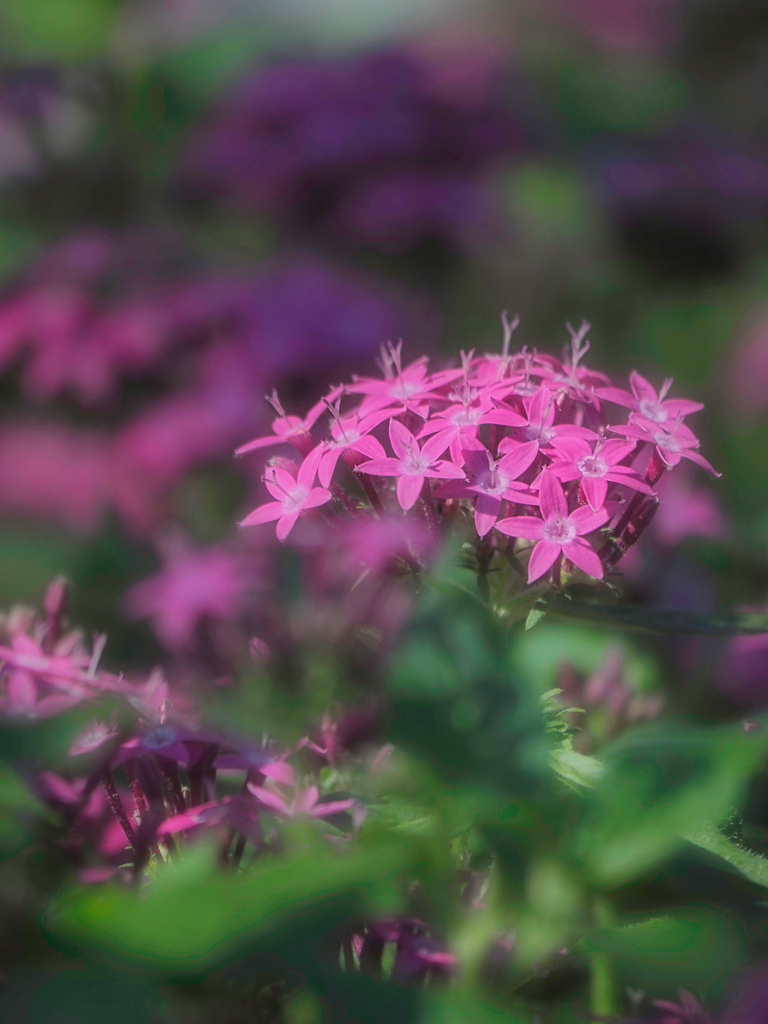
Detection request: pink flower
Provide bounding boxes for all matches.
[435,443,539,536]
[417,390,526,465]
[497,385,594,457]
[652,989,711,1024]
[613,417,720,476]
[317,405,393,487]
[240,444,332,540]
[597,371,703,426]
[247,782,354,819]
[495,471,610,582]
[357,419,464,510]
[235,390,333,459]
[546,434,653,511]
[350,342,461,418]
[123,540,248,649]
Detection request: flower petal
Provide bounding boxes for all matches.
[389,419,414,460]
[563,537,603,579]
[239,502,284,528]
[527,540,560,582]
[539,470,568,520]
[397,474,425,510]
[494,515,545,540]
[276,511,301,541]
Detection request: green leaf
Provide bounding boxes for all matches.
[421,990,532,1024]
[684,821,768,890]
[550,597,768,635]
[48,837,410,976]
[573,722,768,885]
[578,908,747,996]
[386,591,547,797]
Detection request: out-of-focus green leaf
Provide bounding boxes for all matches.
[386,591,547,797]
[48,836,410,975]
[512,622,657,692]
[421,989,532,1023]
[0,966,159,1024]
[550,597,768,635]
[0,0,117,59]
[578,908,747,996]
[573,722,768,885]
[0,763,45,857]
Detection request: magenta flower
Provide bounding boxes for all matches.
[417,391,526,465]
[435,443,539,536]
[546,434,653,511]
[497,385,595,459]
[350,342,462,418]
[652,989,711,1024]
[123,540,247,649]
[240,445,332,540]
[596,371,703,425]
[247,782,354,819]
[357,419,464,510]
[612,417,720,475]
[317,405,394,487]
[235,391,335,459]
[495,471,610,582]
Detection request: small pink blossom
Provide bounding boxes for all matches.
[435,443,539,536]
[247,782,354,819]
[613,417,720,476]
[546,434,652,511]
[495,470,610,582]
[597,371,703,426]
[357,419,464,510]
[240,444,333,540]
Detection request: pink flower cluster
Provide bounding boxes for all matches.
[238,320,718,585]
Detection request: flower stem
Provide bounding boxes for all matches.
[101,770,137,852]
[589,898,618,1018]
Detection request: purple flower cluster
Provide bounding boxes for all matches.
[180,35,528,250]
[238,320,717,586]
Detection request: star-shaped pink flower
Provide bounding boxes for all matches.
[545,435,653,511]
[596,371,703,426]
[239,445,332,540]
[435,443,539,536]
[612,417,720,476]
[357,419,465,510]
[495,470,610,582]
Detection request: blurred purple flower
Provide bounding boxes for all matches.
[592,134,768,272]
[179,35,528,249]
[718,623,768,710]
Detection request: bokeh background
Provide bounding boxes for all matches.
[1,0,768,709]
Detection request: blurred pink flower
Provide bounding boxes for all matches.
[726,313,768,420]
[124,540,248,649]
[652,468,729,546]
[0,421,111,532]
[551,0,681,53]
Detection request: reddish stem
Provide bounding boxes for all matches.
[101,771,137,852]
